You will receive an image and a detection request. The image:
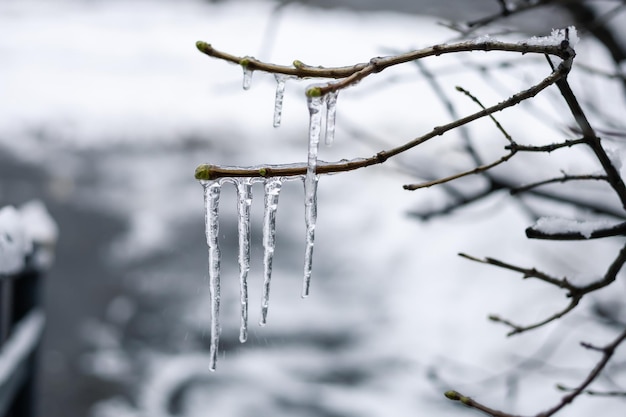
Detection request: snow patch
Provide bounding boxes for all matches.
[0,201,58,274]
[524,26,579,47]
[533,216,614,238]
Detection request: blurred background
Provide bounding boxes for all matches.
[2,1,626,416]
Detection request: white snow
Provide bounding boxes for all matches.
[0,206,32,275]
[524,26,579,47]
[19,200,59,246]
[533,217,615,238]
[0,201,57,274]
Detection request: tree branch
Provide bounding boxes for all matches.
[445,327,626,417]
[196,43,573,182]
[196,39,573,97]
[459,243,626,336]
[510,174,608,195]
[525,220,626,240]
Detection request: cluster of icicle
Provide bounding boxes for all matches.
[201,69,339,370]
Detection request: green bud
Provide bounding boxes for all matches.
[196,41,210,52]
[195,164,212,180]
[259,167,268,177]
[444,391,461,400]
[306,86,323,98]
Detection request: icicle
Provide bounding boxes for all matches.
[324,91,338,146]
[203,181,222,371]
[242,62,253,90]
[302,174,318,297]
[235,178,252,343]
[273,74,287,128]
[260,177,283,325]
[302,93,323,297]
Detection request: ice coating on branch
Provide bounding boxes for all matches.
[242,64,253,90]
[235,178,252,342]
[524,26,579,48]
[273,74,287,128]
[533,217,613,238]
[303,92,323,297]
[203,181,222,371]
[260,177,283,325]
[324,91,338,146]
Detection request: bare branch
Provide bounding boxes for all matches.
[556,384,626,397]
[403,151,515,190]
[444,390,523,417]
[539,327,626,417]
[458,253,574,290]
[445,327,626,417]
[460,244,626,336]
[506,138,587,153]
[510,174,608,195]
[490,297,581,336]
[552,75,626,210]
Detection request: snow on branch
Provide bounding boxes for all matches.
[527,217,626,240]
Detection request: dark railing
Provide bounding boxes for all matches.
[0,250,46,417]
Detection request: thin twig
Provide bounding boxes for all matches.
[511,174,608,195]
[403,151,515,190]
[506,138,587,153]
[556,384,626,397]
[460,244,626,335]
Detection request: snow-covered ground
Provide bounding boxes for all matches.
[2,1,626,416]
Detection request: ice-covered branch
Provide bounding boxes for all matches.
[196,53,572,182]
[196,39,573,96]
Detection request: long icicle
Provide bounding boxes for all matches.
[273,74,287,128]
[303,93,324,297]
[260,177,283,325]
[203,181,222,371]
[235,178,252,342]
[324,91,338,146]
